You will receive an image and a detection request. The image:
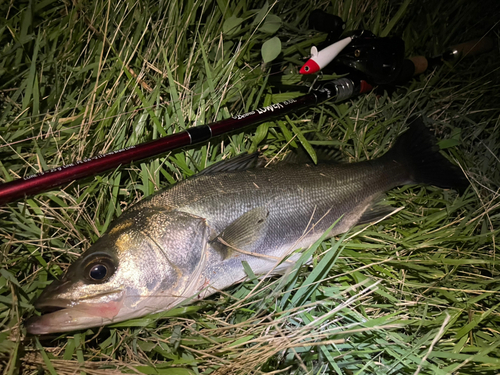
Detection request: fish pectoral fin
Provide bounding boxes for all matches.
[357,196,398,225]
[211,207,269,259]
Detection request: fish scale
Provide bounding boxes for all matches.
[27,118,468,334]
[162,161,400,292]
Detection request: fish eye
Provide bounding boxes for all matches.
[304,66,310,72]
[90,264,108,280]
[84,256,116,283]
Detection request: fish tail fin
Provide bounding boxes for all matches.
[382,117,469,193]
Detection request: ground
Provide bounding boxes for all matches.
[1,0,500,374]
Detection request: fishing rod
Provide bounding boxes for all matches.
[0,12,493,206]
[0,78,370,206]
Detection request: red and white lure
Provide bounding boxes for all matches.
[299,36,353,75]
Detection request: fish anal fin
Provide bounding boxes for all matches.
[357,196,398,225]
[211,207,269,259]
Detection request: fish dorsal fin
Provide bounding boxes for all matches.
[310,46,319,58]
[284,145,343,164]
[198,153,263,176]
[211,207,269,259]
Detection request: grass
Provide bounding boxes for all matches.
[1,0,500,373]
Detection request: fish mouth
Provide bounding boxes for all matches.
[37,304,66,315]
[27,293,125,335]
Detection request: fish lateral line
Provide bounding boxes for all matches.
[26,116,468,335]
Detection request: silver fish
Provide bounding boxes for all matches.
[27,118,467,334]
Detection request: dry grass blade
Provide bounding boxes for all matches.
[1,0,500,374]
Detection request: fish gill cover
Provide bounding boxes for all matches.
[0,0,499,374]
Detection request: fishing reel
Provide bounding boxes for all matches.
[305,10,411,85]
[308,9,345,42]
[334,30,406,85]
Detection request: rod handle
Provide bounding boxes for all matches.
[408,36,495,76]
[408,56,428,75]
[449,37,495,58]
